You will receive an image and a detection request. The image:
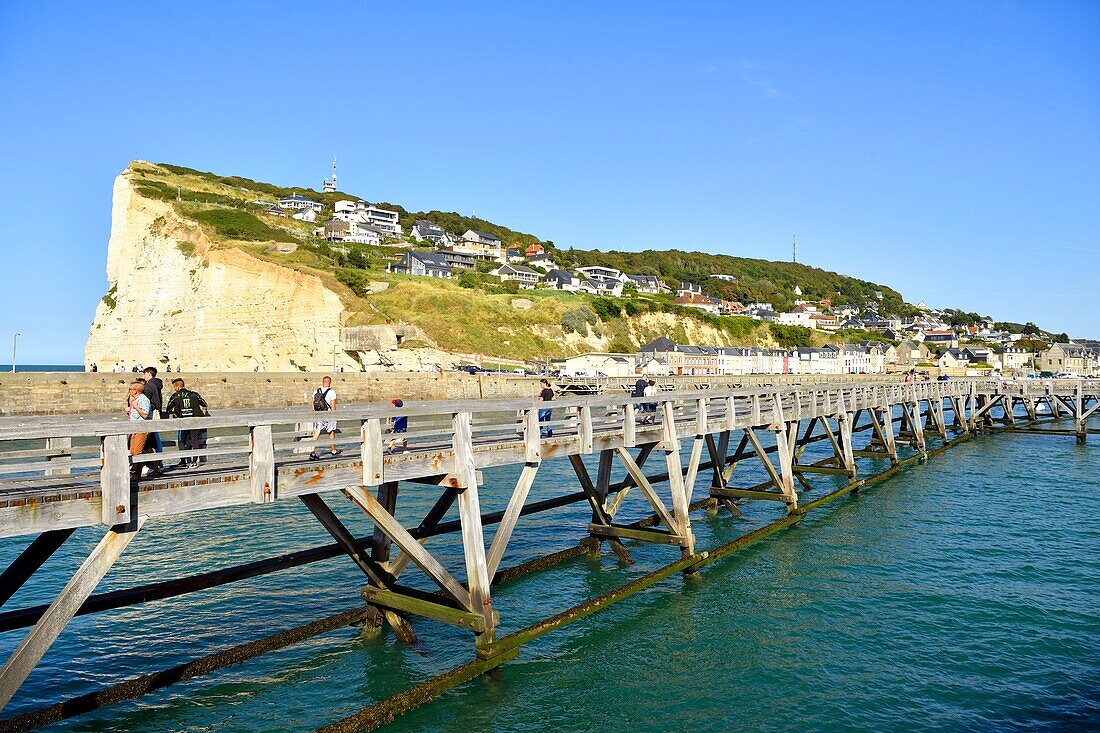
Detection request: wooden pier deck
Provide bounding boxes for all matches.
[0,376,1096,730]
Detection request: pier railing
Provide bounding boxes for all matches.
[0,379,987,534]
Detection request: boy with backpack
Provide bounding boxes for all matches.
[309,376,341,460]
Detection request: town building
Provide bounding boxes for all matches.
[387,250,452,279]
[541,269,578,292]
[463,229,503,248]
[528,253,559,271]
[575,266,625,285]
[440,249,478,270]
[332,200,402,237]
[278,194,322,211]
[915,329,959,349]
[410,220,447,244]
[992,346,1031,372]
[676,282,702,298]
[559,352,637,377]
[1038,343,1100,375]
[578,278,624,297]
[776,311,815,328]
[493,264,540,289]
[625,274,667,294]
[673,293,720,315]
[343,222,385,246]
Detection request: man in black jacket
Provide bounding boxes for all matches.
[143,367,165,456]
[164,378,209,467]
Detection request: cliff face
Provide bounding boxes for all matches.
[85,167,353,371]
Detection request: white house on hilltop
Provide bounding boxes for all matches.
[332,200,402,238]
[463,229,503,248]
[278,194,322,211]
[493,264,540,288]
[410,219,447,244]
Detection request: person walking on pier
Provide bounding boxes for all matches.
[164,378,209,467]
[537,378,555,438]
[126,381,161,478]
[143,367,165,458]
[642,379,658,424]
[386,398,409,453]
[309,376,341,460]
[633,373,647,414]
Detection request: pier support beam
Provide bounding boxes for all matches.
[300,492,416,643]
[0,518,145,711]
[661,403,695,555]
[0,529,76,609]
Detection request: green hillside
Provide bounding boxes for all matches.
[123,161,912,359]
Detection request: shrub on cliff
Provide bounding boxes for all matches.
[191,209,295,243]
[607,338,633,353]
[336,268,372,297]
[562,305,599,335]
[590,297,622,321]
[768,323,813,348]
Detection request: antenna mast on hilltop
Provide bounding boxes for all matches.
[792,234,797,263]
[323,157,337,193]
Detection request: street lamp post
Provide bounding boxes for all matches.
[11,332,20,373]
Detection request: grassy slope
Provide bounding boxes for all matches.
[126,161,898,360]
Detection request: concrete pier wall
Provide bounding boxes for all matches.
[0,371,902,416]
[0,371,532,416]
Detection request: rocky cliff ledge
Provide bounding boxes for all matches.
[85,166,353,371]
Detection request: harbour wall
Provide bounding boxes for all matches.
[0,371,902,417]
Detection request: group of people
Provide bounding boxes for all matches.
[533,375,660,439]
[126,367,209,478]
[123,371,669,476]
[101,362,179,374]
[633,374,659,424]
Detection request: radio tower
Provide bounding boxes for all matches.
[323,157,337,193]
[792,234,797,263]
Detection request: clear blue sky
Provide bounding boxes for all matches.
[1,2,1097,363]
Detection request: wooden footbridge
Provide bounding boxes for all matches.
[0,376,1096,730]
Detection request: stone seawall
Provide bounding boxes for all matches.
[0,372,538,416]
[0,371,907,417]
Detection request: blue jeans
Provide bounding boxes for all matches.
[538,408,553,437]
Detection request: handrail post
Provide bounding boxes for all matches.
[249,424,276,504]
[100,434,130,526]
[362,418,383,486]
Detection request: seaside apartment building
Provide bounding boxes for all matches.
[1037,343,1100,375]
[333,200,403,238]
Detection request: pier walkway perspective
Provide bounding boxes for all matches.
[0,376,1096,730]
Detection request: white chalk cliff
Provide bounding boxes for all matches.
[85,165,354,371]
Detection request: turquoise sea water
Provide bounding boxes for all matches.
[1,420,1097,732]
[0,365,84,373]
